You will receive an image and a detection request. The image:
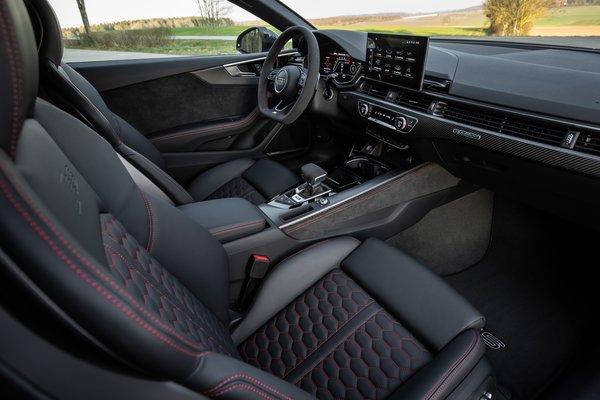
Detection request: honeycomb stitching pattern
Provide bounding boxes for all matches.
[296,311,432,400]
[207,177,266,205]
[240,270,374,377]
[101,214,237,356]
[240,269,432,399]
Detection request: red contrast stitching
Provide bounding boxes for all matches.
[0,163,208,358]
[150,108,260,144]
[424,330,480,400]
[209,220,264,235]
[102,242,232,354]
[204,374,293,400]
[0,3,23,159]
[209,384,277,400]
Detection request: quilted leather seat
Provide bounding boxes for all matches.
[22,0,300,205]
[0,1,494,399]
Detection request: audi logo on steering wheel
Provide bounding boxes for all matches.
[274,69,288,93]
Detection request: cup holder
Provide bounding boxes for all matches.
[326,156,391,192]
[345,157,390,181]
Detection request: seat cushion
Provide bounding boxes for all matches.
[188,158,300,204]
[240,269,433,399]
[233,238,486,400]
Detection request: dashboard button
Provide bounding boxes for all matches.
[395,117,408,131]
[359,102,370,116]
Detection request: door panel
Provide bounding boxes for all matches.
[69,53,313,177]
[72,53,269,92]
[100,71,257,135]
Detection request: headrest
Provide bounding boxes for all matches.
[24,0,63,66]
[0,0,39,159]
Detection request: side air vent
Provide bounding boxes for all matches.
[361,82,389,100]
[575,133,600,156]
[439,103,566,146]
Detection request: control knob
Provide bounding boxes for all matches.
[359,102,370,117]
[395,116,408,130]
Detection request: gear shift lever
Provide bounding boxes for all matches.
[301,163,328,195]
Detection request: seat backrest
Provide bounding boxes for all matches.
[1,0,236,380]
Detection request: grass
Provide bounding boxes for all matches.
[69,39,237,56]
[172,25,252,36]
[536,6,600,26]
[316,25,487,36]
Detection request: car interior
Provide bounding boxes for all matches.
[1,0,599,399]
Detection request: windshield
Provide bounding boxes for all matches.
[280,0,600,43]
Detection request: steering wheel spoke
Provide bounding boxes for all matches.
[267,68,280,81]
[297,67,308,88]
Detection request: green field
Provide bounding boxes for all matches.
[316,25,487,36]
[537,6,600,26]
[172,25,251,36]
[70,39,238,56]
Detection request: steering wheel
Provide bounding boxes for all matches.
[258,26,320,125]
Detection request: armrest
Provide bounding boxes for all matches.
[179,198,266,243]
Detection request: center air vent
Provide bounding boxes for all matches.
[394,91,432,112]
[361,81,434,113]
[361,82,388,100]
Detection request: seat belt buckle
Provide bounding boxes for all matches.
[238,255,271,310]
[248,255,270,279]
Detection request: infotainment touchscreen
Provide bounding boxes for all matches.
[366,33,429,91]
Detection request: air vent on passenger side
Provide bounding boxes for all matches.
[439,103,567,146]
[575,133,600,156]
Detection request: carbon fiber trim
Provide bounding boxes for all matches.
[339,91,600,178]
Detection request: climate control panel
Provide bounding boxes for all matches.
[357,100,418,134]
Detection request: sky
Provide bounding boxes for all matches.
[48,0,484,28]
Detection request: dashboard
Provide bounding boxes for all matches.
[307,30,600,224]
[321,51,361,83]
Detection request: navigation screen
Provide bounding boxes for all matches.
[366,33,429,91]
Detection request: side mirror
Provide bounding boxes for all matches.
[236,26,278,54]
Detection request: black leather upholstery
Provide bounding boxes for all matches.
[0,0,38,159]
[24,0,300,205]
[179,198,267,243]
[0,2,492,399]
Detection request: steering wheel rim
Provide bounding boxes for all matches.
[258,26,320,125]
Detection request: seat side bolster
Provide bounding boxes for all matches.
[341,238,485,351]
[231,237,361,345]
[387,330,485,400]
[184,352,316,400]
[187,158,255,201]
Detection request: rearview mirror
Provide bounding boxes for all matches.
[236,26,278,54]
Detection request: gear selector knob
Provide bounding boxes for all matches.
[301,163,327,193]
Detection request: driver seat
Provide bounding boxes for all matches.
[23,0,300,205]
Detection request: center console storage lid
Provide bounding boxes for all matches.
[179,198,266,243]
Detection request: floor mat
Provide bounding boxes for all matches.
[445,197,599,400]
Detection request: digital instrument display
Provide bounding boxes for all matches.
[322,52,361,83]
[366,33,429,91]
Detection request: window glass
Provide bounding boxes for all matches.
[48,0,277,62]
